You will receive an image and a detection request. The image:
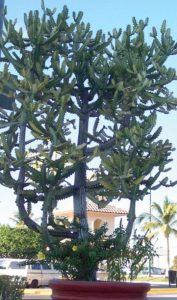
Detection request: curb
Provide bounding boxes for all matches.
[24,287,177,296]
[148,287,177,294]
[24,288,51,296]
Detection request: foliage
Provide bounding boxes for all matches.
[0,225,44,259]
[171,256,177,270]
[0,3,177,280]
[47,225,108,281]
[45,224,156,281]
[138,197,177,238]
[10,211,39,228]
[0,275,26,300]
[107,228,156,281]
[137,197,177,270]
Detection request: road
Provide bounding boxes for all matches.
[23,294,177,300]
[148,297,177,299]
[23,284,177,300]
[23,295,177,300]
[24,296,51,300]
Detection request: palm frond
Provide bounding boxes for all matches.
[151,201,163,216]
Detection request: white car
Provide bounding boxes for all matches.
[0,258,60,288]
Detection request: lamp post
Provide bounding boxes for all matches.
[148,187,152,277]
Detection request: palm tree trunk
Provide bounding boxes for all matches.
[166,235,170,271]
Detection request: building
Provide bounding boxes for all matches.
[55,200,127,235]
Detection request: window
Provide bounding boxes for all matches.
[94,219,104,231]
[31,263,41,270]
[42,263,52,270]
[0,260,8,269]
[9,261,26,269]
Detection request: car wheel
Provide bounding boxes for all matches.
[31,279,38,288]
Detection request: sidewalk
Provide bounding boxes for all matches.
[24,283,177,296]
[24,288,51,296]
[148,282,177,295]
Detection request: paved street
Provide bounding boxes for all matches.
[23,284,177,300]
[23,294,177,300]
[23,296,177,300]
[146,282,177,299]
[23,295,177,300]
[24,296,51,300]
[148,297,177,299]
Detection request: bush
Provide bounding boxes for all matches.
[45,224,156,281]
[171,255,177,270]
[0,225,44,259]
[107,231,156,281]
[0,276,26,300]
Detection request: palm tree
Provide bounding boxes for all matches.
[10,212,26,228]
[137,197,177,271]
[10,211,40,228]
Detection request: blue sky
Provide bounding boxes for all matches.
[4,0,177,38]
[1,0,177,236]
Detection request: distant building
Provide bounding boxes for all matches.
[55,199,127,235]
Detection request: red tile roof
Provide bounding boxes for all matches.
[87,200,127,215]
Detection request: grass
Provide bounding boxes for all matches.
[135,276,168,282]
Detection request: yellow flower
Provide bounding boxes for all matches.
[72,245,78,252]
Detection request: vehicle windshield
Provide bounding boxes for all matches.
[0,260,9,269]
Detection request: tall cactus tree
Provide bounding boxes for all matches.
[0,3,177,246]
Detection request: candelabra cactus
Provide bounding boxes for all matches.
[0,1,177,280]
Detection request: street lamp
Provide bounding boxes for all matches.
[148,187,152,277]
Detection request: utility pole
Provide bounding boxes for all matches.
[148,188,152,277]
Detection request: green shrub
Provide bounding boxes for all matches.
[171,255,177,270]
[45,224,156,282]
[107,232,156,281]
[0,276,26,300]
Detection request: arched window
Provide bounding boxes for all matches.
[93,219,104,231]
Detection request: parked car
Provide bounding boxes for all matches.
[0,258,60,288]
[139,266,165,276]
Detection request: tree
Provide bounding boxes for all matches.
[137,197,177,270]
[0,225,44,259]
[10,211,39,228]
[10,211,28,228]
[0,3,177,280]
[171,255,177,270]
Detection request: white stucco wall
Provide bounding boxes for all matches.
[88,212,116,235]
[55,207,126,235]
